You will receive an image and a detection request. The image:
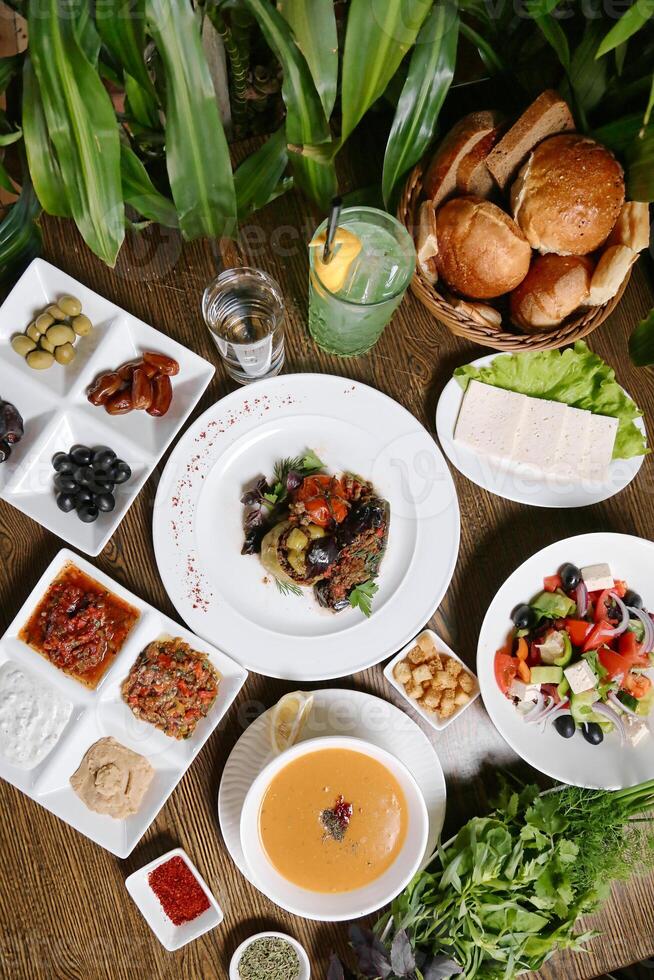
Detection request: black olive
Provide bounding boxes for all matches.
[511,603,536,630]
[74,465,96,487]
[77,503,99,523]
[56,492,77,513]
[305,536,339,575]
[1,401,24,444]
[92,465,113,482]
[70,444,92,466]
[52,452,74,473]
[75,488,93,508]
[560,563,581,590]
[624,589,643,609]
[54,473,78,493]
[110,459,131,484]
[553,715,576,739]
[581,722,604,745]
[94,479,115,494]
[91,446,116,467]
[95,492,115,513]
[0,441,11,463]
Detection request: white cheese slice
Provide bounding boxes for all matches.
[564,660,598,695]
[510,397,567,472]
[581,413,618,483]
[550,405,592,481]
[454,380,527,459]
[508,679,541,701]
[581,563,614,592]
[625,716,650,747]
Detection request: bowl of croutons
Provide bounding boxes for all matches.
[385,630,479,732]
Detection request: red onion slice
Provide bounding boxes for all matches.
[524,696,555,724]
[607,691,640,718]
[575,581,589,618]
[590,702,625,742]
[601,593,630,637]
[628,606,654,653]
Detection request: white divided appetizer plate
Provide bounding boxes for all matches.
[0,548,247,857]
[436,353,646,508]
[152,374,460,680]
[478,532,654,789]
[0,258,214,555]
[217,687,447,914]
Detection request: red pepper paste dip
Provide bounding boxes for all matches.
[19,563,139,689]
[148,856,210,926]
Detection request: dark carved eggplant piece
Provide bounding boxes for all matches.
[305,536,339,578]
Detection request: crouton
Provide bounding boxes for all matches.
[433,669,456,690]
[393,660,412,685]
[405,682,424,700]
[454,689,471,706]
[439,693,456,718]
[421,689,441,710]
[427,654,443,674]
[417,634,436,656]
[407,645,427,665]
[445,656,462,677]
[412,664,433,685]
[458,671,475,694]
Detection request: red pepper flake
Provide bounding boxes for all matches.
[148,856,210,926]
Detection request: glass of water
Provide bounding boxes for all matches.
[202,267,285,384]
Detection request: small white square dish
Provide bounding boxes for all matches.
[125,847,223,951]
[0,549,248,857]
[0,258,215,555]
[384,628,479,732]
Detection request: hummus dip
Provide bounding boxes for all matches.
[70,737,154,818]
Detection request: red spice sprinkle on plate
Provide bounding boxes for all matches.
[148,856,210,926]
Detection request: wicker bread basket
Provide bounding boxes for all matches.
[397,161,631,352]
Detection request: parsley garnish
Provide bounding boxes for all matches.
[266,450,325,507]
[348,579,378,617]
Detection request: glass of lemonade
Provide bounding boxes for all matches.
[308,206,416,357]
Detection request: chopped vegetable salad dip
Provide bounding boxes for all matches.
[121,637,220,739]
[19,563,139,689]
[0,662,72,769]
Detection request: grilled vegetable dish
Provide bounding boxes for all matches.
[121,637,221,739]
[241,450,389,616]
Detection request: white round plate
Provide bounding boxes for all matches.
[478,532,654,789]
[436,353,647,508]
[153,374,459,680]
[217,688,447,906]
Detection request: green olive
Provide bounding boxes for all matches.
[46,304,67,320]
[26,323,42,343]
[286,528,309,551]
[54,342,76,365]
[46,323,76,347]
[11,334,36,357]
[39,336,55,354]
[71,314,92,336]
[58,295,82,317]
[26,349,55,370]
[35,312,54,333]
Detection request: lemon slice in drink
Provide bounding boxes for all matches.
[269,690,315,754]
[310,227,362,293]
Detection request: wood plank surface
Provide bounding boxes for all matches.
[0,164,653,980]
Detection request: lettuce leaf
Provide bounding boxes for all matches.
[454,342,647,459]
[531,590,576,620]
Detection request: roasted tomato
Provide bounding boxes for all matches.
[295,475,349,527]
[623,672,652,699]
[495,650,518,695]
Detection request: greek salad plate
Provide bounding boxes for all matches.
[152,374,460,680]
[436,353,646,508]
[478,532,654,789]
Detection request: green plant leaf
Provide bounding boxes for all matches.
[627,126,654,202]
[146,0,236,239]
[592,113,643,154]
[0,54,21,94]
[124,71,161,130]
[530,6,570,70]
[565,22,608,116]
[242,0,335,208]
[73,0,102,65]
[234,127,291,219]
[96,0,157,98]
[596,0,654,58]
[120,143,178,227]
[0,159,16,194]
[459,22,505,73]
[382,0,458,206]
[629,308,654,367]
[0,176,41,285]
[278,0,338,117]
[21,56,71,217]
[27,3,123,263]
[0,128,21,147]
[341,0,433,142]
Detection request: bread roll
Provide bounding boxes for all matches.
[456,124,504,198]
[449,297,502,330]
[510,254,593,331]
[415,201,438,283]
[511,134,625,255]
[436,196,531,299]
[586,245,637,307]
[423,111,502,206]
[606,201,650,252]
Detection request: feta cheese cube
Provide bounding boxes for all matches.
[508,678,541,701]
[551,406,591,481]
[582,413,618,483]
[510,397,567,472]
[625,716,650,747]
[581,563,614,592]
[454,381,526,459]
[564,660,598,695]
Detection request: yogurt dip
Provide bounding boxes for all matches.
[0,661,72,769]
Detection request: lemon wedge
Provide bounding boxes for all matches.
[310,227,362,293]
[269,690,314,754]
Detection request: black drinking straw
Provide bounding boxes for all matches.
[322,196,342,264]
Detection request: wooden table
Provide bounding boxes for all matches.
[1,172,653,980]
